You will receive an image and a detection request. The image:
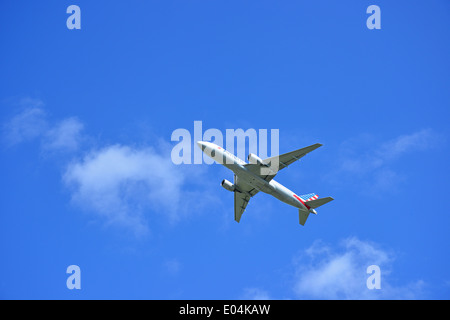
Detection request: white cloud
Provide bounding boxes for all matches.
[17,97,45,109]
[330,129,440,194]
[43,117,84,152]
[62,143,218,236]
[3,107,48,146]
[292,237,425,299]
[3,102,221,236]
[241,288,271,300]
[377,129,437,161]
[340,129,437,174]
[3,105,84,153]
[63,144,188,235]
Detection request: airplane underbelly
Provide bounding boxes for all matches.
[235,168,273,193]
[270,181,302,208]
[271,191,296,207]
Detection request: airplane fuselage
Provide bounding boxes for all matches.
[197,141,311,212]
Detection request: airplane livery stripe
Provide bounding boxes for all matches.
[299,193,318,201]
[293,194,310,210]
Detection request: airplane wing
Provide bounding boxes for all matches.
[234,192,250,223]
[243,143,323,182]
[263,143,322,173]
[243,164,277,182]
[234,175,259,222]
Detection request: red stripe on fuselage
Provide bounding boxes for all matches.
[293,194,310,210]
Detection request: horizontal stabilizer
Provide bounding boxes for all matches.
[305,197,334,209]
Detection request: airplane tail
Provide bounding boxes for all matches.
[299,210,310,226]
[299,193,319,202]
[298,196,334,226]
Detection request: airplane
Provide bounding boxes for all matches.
[197,141,334,225]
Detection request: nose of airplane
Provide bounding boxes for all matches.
[197,141,206,151]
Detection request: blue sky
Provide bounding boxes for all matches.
[1,1,449,299]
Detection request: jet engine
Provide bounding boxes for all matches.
[221,179,235,192]
[247,153,267,166]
